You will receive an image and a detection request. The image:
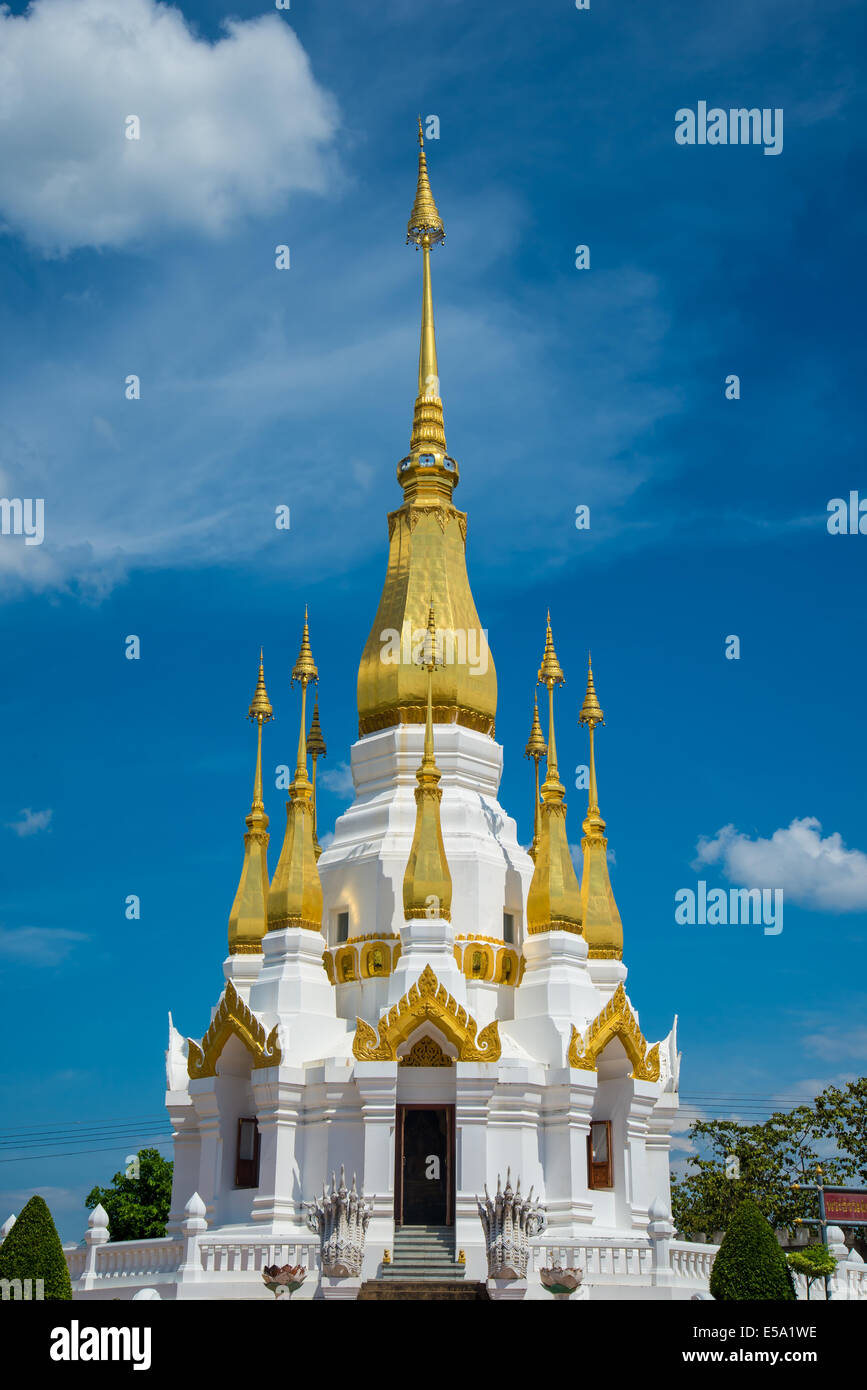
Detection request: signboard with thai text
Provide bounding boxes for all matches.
[823,1188,867,1223]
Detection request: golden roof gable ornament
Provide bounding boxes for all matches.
[188,980,282,1078]
[526,613,582,935]
[568,982,659,1081]
[352,963,500,1062]
[228,651,273,955]
[577,655,623,958]
[267,611,323,933]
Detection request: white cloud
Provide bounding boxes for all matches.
[0,927,88,965]
[320,762,354,798]
[693,817,867,913]
[0,0,339,254]
[802,1025,867,1064]
[6,807,53,837]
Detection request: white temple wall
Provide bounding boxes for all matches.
[319,725,534,946]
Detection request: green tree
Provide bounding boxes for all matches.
[812,1079,867,1184]
[0,1194,72,1300]
[671,1079,867,1241]
[85,1148,173,1242]
[787,1245,836,1300]
[710,1198,796,1301]
[671,1106,834,1238]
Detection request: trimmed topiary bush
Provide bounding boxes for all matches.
[0,1195,72,1300]
[710,1197,796,1301]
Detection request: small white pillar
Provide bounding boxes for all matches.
[79,1204,109,1291]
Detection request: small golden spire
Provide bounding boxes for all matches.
[308,694,326,860]
[526,613,582,935]
[578,655,622,957]
[267,613,323,934]
[228,652,274,955]
[524,691,547,861]
[403,598,452,920]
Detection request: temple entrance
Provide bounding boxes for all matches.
[394,1104,455,1226]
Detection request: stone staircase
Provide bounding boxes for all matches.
[358,1225,488,1300]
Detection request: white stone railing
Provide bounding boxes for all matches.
[67,1237,183,1284]
[198,1239,319,1275]
[531,1240,655,1282]
[670,1240,718,1283]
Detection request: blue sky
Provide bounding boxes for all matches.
[0,0,865,1239]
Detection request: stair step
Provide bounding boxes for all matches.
[360,1280,487,1301]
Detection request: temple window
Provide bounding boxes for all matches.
[235,1118,261,1189]
[336,910,350,943]
[587,1120,613,1189]
[503,912,515,944]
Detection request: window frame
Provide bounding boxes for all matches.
[586,1119,613,1190]
[235,1117,261,1189]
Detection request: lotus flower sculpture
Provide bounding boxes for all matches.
[262,1264,306,1298]
[540,1263,584,1299]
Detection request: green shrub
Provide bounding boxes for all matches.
[709,1197,796,1301]
[0,1195,72,1300]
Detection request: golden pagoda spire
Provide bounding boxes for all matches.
[307,693,326,861]
[526,613,582,935]
[228,650,273,955]
[578,655,623,958]
[267,611,323,933]
[356,124,495,740]
[403,599,452,920]
[402,118,455,502]
[524,690,547,861]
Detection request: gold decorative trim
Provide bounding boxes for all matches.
[344,933,400,947]
[588,948,623,960]
[352,964,501,1062]
[358,705,495,738]
[399,1035,454,1067]
[567,983,660,1081]
[188,981,282,1079]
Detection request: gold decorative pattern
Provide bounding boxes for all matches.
[188,980,282,1079]
[567,983,660,1081]
[351,964,501,1062]
[399,1035,453,1067]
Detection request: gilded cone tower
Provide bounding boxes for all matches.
[524,690,547,862]
[227,651,273,955]
[307,694,326,861]
[267,610,323,932]
[578,656,623,957]
[526,614,582,934]
[356,119,496,738]
[403,601,452,919]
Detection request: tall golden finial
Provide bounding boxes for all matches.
[307,693,326,860]
[267,612,323,933]
[403,597,452,920]
[228,651,274,955]
[526,613,582,935]
[578,655,622,957]
[524,691,547,861]
[400,121,455,500]
[407,117,445,247]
